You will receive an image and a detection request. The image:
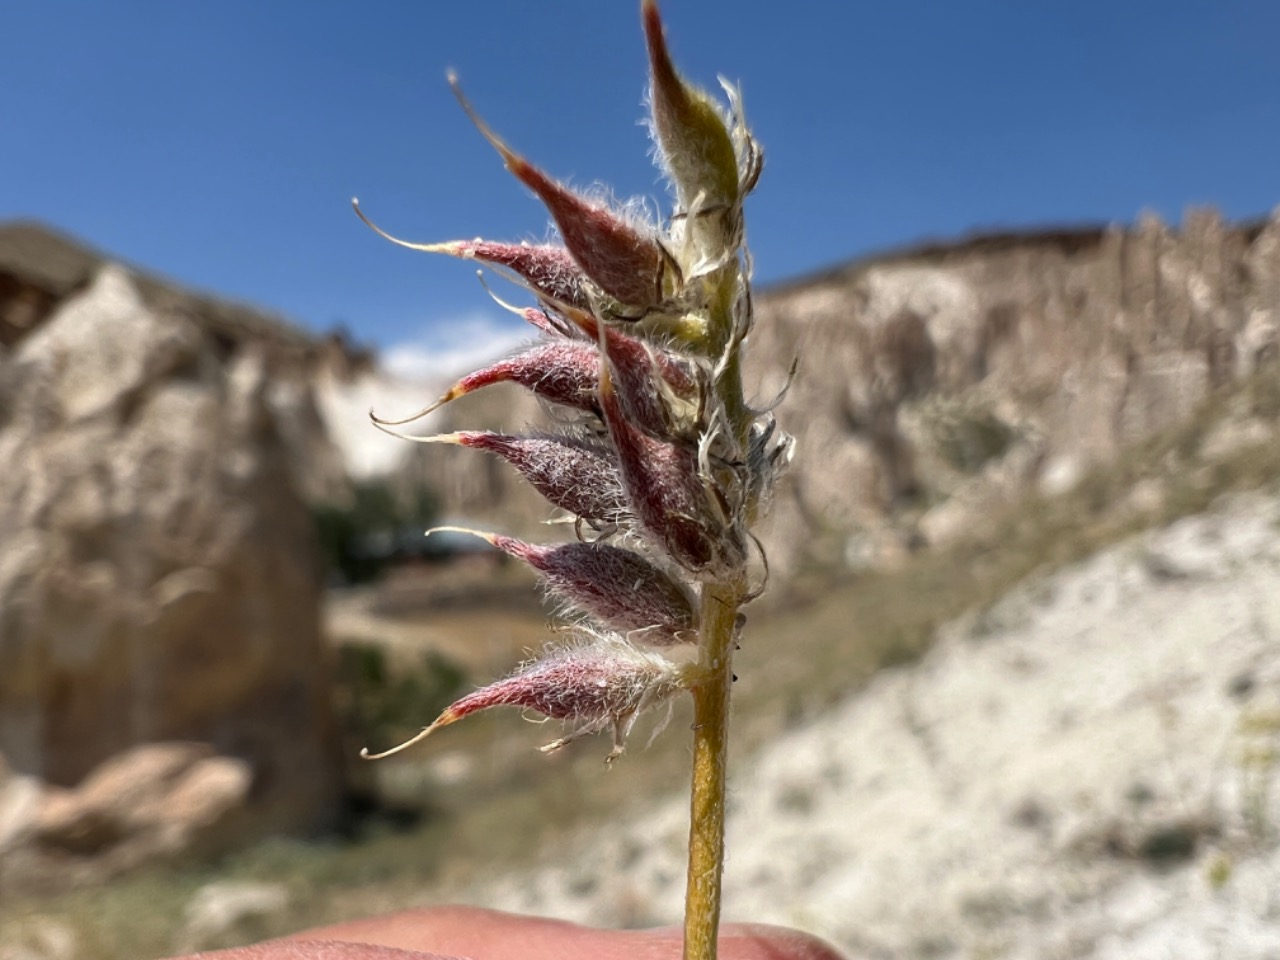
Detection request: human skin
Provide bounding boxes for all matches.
[169,906,846,960]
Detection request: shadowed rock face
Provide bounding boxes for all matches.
[402,207,1280,576]
[0,263,344,892]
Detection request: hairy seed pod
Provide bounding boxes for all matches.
[599,365,742,576]
[447,639,683,721]
[451,239,591,308]
[462,342,600,412]
[450,76,671,309]
[353,200,592,309]
[426,432,628,525]
[362,636,690,762]
[373,342,601,427]
[560,303,701,436]
[605,336,700,439]
[474,532,696,642]
[519,169,668,309]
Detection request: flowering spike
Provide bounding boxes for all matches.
[448,73,672,309]
[359,12,789,954]
[643,1,740,214]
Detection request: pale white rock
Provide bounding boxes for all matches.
[0,916,77,960]
[181,881,290,952]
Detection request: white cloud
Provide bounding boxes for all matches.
[382,310,532,382]
[315,310,537,480]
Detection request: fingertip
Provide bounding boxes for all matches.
[725,925,847,960]
[644,922,846,960]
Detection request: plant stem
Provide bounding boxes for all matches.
[683,580,742,960]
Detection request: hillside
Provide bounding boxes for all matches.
[7,421,1278,957]
[405,207,1280,582]
[1,210,1278,957]
[446,489,1280,958]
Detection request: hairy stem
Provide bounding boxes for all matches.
[683,580,743,960]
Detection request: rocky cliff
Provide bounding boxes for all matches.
[0,224,353,892]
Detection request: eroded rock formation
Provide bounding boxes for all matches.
[0,228,349,892]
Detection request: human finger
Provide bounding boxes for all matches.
[281,905,845,960]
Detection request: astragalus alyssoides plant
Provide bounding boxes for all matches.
[356,4,791,957]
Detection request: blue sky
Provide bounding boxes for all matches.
[4,1,1278,371]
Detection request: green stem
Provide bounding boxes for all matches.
[682,580,742,960]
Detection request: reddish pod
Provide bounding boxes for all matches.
[361,638,688,762]
[432,529,696,643]
[449,75,672,310]
[599,361,741,576]
[407,432,628,526]
[371,341,601,429]
[353,200,592,310]
[559,303,700,437]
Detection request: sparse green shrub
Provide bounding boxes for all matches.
[334,642,467,763]
[312,480,439,585]
[932,405,1015,474]
[1237,707,1280,845]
